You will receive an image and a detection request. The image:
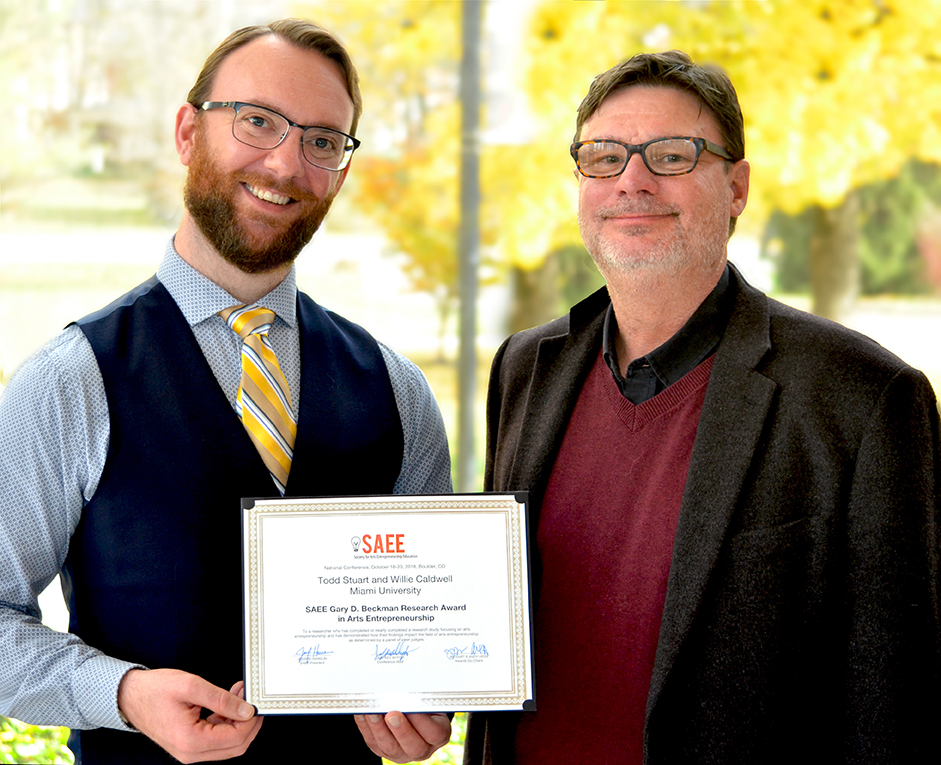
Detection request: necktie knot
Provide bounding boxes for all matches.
[221,304,276,340]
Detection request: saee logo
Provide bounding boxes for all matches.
[350,533,405,554]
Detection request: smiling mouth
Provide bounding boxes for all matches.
[603,209,677,220]
[245,184,294,206]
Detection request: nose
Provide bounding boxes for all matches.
[263,126,307,179]
[613,151,659,194]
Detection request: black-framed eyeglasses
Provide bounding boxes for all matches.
[570,136,735,178]
[200,101,361,172]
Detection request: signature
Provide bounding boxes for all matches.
[296,645,333,664]
[444,642,489,660]
[375,642,417,662]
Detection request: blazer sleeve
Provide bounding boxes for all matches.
[842,364,941,759]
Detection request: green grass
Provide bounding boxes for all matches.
[0,719,72,764]
[0,714,466,764]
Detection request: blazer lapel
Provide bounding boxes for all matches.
[647,269,778,713]
[507,294,608,502]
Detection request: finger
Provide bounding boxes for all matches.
[354,713,406,759]
[184,675,256,722]
[354,712,451,763]
[400,712,452,750]
[179,715,264,763]
[353,714,385,753]
[204,681,257,725]
[388,712,452,757]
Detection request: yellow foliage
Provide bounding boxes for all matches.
[498,0,941,267]
[296,1,471,303]
[295,0,941,273]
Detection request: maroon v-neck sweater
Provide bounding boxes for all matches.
[514,350,715,765]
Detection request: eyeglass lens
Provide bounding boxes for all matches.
[576,138,702,177]
[232,104,352,170]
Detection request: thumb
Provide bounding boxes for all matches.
[188,676,256,721]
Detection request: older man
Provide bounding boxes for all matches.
[465,51,940,764]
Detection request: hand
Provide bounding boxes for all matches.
[117,668,264,763]
[354,712,451,763]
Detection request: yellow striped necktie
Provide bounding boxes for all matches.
[221,305,297,494]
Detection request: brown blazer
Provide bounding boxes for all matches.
[465,266,941,764]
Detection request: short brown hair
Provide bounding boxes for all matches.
[574,50,744,162]
[186,18,363,136]
[575,50,745,235]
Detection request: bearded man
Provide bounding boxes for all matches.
[0,19,452,765]
[465,50,940,764]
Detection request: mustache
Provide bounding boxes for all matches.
[597,202,680,219]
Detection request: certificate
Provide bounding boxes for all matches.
[242,494,534,714]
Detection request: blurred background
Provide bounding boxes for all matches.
[2,1,941,762]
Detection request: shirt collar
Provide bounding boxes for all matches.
[603,264,733,392]
[156,238,298,329]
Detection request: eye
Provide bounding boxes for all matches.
[236,108,281,136]
[659,152,686,165]
[652,141,696,159]
[311,136,337,151]
[580,142,626,170]
[303,130,345,158]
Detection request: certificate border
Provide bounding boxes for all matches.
[242,493,534,713]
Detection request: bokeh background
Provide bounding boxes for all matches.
[2,1,941,762]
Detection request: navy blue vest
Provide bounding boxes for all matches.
[64,277,402,764]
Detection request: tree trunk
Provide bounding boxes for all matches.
[509,259,562,335]
[809,192,860,322]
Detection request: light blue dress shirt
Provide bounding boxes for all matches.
[0,240,452,730]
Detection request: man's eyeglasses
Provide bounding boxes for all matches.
[200,101,361,172]
[570,136,735,178]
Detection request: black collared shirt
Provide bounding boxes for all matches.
[602,266,735,404]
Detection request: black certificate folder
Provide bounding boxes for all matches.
[241,492,535,714]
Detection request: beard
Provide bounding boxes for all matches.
[183,135,336,274]
[578,200,727,280]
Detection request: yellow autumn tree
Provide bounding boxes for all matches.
[497,0,941,321]
[299,0,941,331]
[297,0,501,356]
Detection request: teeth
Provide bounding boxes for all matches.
[247,185,292,205]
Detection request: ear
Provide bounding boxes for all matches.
[728,159,750,218]
[175,103,199,167]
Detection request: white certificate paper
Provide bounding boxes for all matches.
[242,494,534,714]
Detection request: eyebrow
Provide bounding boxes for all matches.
[245,99,350,134]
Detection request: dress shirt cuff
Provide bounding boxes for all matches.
[73,654,146,731]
